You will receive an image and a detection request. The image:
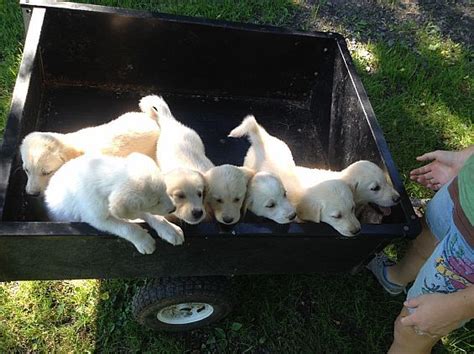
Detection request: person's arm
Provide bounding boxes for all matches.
[400,286,474,336]
[410,145,474,190]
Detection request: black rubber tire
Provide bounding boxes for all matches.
[132,276,233,332]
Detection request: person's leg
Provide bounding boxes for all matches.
[387,219,438,286]
[389,306,440,354]
[368,181,455,292]
[388,220,473,353]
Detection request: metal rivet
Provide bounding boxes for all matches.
[403,226,409,231]
[410,215,417,220]
[314,72,318,76]
[323,47,328,52]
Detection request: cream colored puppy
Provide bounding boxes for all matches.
[244,172,297,224]
[162,168,207,225]
[20,108,160,195]
[139,95,214,172]
[228,115,297,187]
[45,153,184,254]
[296,160,400,208]
[204,164,253,225]
[229,115,360,235]
[297,179,361,236]
[140,95,214,224]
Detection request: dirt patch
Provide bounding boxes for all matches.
[295,0,473,49]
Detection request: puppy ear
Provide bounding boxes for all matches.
[351,181,359,194]
[109,189,143,219]
[242,194,253,216]
[296,197,321,223]
[238,166,255,184]
[59,143,82,162]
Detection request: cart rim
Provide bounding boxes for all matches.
[156,302,214,324]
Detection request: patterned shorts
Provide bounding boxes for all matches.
[407,180,474,304]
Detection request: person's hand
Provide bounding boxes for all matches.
[400,293,465,337]
[409,150,462,191]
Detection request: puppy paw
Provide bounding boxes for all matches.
[159,222,185,246]
[133,233,156,254]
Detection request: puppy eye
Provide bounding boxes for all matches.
[233,197,240,203]
[197,191,202,198]
[283,191,287,197]
[175,192,185,199]
[371,185,381,191]
[266,202,275,208]
[332,214,342,219]
[216,198,223,203]
[41,171,53,176]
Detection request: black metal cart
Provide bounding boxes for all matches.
[0,1,420,331]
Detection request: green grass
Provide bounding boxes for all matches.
[0,0,473,353]
[0,0,23,134]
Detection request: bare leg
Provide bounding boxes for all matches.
[89,217,156,254]
[141,213,184,246]
[389,306,440,354]
[387,219,438,286]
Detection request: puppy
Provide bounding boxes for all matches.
[162,168,207,225]
[296,160,400,208]
[45,153,184,254]
[244,171,297,224]
[228,115,303,201]
[140,95,215,224]
[296,179,361,237]
[229,115,360,235]
[139,95,214,173]
[204,165,253,225]
[20,106,160,196]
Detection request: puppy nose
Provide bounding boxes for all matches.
[192,208,203,219]
[392,195,401,203]
[288,212,297,221]
[351,227,361,235]
[168,206,176,214]
[222,216,234,224]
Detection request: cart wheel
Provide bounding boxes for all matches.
[132,276,233,332]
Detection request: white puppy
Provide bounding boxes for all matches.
[163,168,207,225]
[204,164,253,225]
[45,153,184,254]
[20,106,160,196]
[296,160,400,208]
[244,172,297,224]
[296,180,361,237]
[228,115,298,194]
[140,95,214,173]
[229,115,360,235]
[140,95,214,224]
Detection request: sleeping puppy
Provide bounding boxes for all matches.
[229,115,359,235]
[202,164,253,225]
[296,179,361,237]
[45,153,184,254]
[296,161,400,209]
[140,95,213,224]
[20,105,160,196]
[244,171,297,224]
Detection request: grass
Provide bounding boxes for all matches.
[0,0,473,352]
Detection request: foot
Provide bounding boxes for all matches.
[158,220,185,246]
[366,253,405,295]
[133,232,157,255]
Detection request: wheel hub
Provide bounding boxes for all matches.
[157,302,214,324]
